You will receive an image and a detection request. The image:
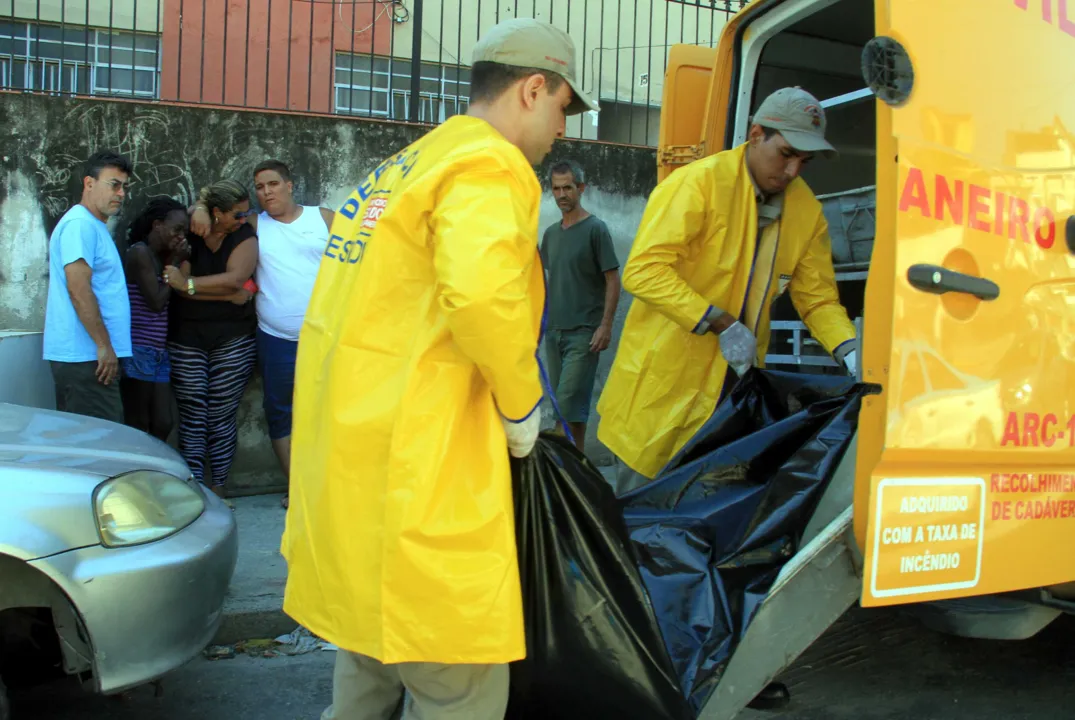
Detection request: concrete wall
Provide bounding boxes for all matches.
[0,332,53,408]
[0,93,656,488]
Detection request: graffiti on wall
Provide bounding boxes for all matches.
[32,104,198,219]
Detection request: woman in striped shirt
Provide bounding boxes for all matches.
[121,197,190,440]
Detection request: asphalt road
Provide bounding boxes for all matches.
[12,651,335,720]
[11,608,1075,720]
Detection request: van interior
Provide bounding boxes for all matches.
[743,0,877,373]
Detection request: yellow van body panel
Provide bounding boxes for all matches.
[858,0,1075,606]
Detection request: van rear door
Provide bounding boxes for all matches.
[856,0,1075,607]
[656,6,753,182]
[655,44,717,181]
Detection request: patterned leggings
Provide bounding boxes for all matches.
[168,335,257,487]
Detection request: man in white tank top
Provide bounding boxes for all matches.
[249,161,334,509]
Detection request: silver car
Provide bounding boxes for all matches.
[0,403,238,718]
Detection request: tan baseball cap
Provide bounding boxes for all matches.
[752,87,836,157]
[472,18,599,116]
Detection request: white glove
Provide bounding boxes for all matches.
[502,411,541,459]
[843,349,858,376]
[719,321,757,377]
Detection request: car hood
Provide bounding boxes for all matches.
[0,403,191,481]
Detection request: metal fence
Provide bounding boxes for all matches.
[1,0,749,146]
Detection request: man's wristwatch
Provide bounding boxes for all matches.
[186,277,196,296]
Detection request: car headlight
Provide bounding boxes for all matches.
[93,471,206,548]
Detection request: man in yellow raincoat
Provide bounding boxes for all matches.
[598,87,858,493]
[280,19,598,719]
[598,87,857,712]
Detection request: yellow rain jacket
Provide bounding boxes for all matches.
[597,143,855,479]
[281,116,544,665]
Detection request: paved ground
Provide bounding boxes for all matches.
[212,474,620,644]
[12,652,335,720]
[751,609,1075,720]
[214,494,294,645]
[13,608,1075,719]
[16,493,1075,718]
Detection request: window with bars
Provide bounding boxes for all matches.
[0,20,160,98]
[334,53,470,123]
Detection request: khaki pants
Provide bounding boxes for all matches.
[322,650,509,720]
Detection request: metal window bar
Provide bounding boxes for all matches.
[286,0,293,109]
[628,0,636,144]
[222,0,229,104]
[766,320,849,370]
[388,0,397,117]
[306,0,313,110]
[0,1,758,147]
[243,0,250,106]
[365,0,375,116]
[199,0,205,101]
[58,0,64,92]
[107,0,114,96]
[83,0,88,96]
[132,0,138,98]
[264,0,272,108]
[325,0,335,111]
[437,0,445,122]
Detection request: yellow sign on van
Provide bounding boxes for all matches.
[862,470,1075,606]
[866,478,985,600]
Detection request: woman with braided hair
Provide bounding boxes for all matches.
[121,196,189,440]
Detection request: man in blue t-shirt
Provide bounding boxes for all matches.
[540,159,621,453]
[43,150,134,424]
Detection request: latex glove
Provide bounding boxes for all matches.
[719,321,757,377]
[843,349,858,376]
[503,411,541,459]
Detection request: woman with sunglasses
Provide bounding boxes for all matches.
[163,179,258,498]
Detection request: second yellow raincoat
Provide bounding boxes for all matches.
[597,143,855,479]
[281,116,544,665]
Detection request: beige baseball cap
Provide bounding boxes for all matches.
[472,18,599,116]
[752,87,836,157]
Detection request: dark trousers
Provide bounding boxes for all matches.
[50,360,124,425]
[169,335,257,486]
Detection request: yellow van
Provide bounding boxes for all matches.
[661,1,1075,717]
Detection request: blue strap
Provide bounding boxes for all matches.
[538,354,576,446]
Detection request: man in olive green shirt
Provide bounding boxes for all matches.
[540,160,621,452]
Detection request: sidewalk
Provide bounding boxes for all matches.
[214,465,620,645]
[213,494,293,646]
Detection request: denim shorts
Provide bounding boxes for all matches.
[257,328,298,440]
[121,345,171,384]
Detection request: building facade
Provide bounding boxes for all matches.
[1,0,745,146]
